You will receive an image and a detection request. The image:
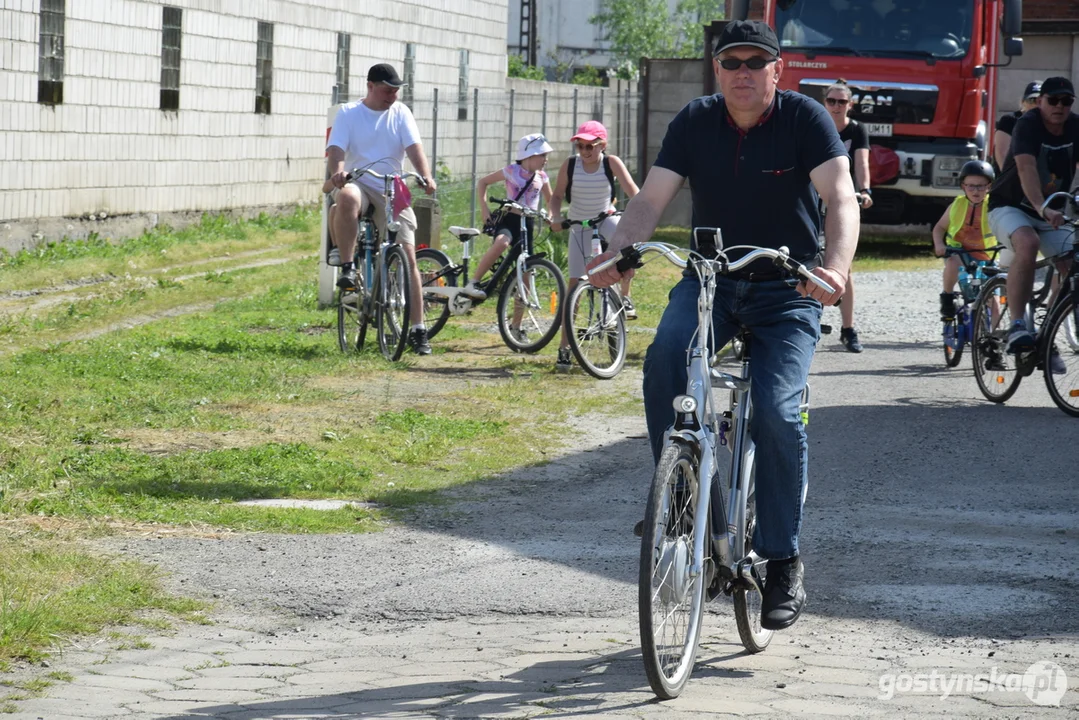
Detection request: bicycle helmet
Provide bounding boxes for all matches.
[959,159,995,184]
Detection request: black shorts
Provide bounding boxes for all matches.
[493,214,534,247]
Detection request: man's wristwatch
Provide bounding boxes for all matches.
[859,188,872,196]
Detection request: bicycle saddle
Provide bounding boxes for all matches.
[449,226,481,241]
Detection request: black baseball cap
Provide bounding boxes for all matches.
[1023,81,1042,100]
[713,20,781,58]
[367,63,406,88]
[1039,77,1074,97]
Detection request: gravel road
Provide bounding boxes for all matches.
[65,268,1079,717]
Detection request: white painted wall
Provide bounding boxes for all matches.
[0,0,508,222]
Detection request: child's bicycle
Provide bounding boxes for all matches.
[971,190,1079,415]
[561,211,627,379]
[940,245,1005,368]
[335,168,427,361]
[590,233,834,699]
[420,199,566,354]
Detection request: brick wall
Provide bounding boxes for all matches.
[1024,0,1079,21]
[0,0,508,223]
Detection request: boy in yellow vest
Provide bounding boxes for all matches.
[931,160,996,319]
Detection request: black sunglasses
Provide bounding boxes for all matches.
[825,97,850,106]
[718,56,777,71]
[1046,95,1075,107]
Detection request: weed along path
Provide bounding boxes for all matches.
[1,214,1077,718]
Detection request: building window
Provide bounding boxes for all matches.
[255,21,273,114]
[160,6,182,111]
[402,43,415,108]
[38,0,65,105]
[457,49,469,121]
[334,33,350,104]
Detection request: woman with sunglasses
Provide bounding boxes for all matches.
[821,79,871,354]
[548,121,640,371]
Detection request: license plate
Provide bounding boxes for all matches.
[865,123,893,137]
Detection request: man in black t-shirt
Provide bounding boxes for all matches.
[993,80,1041,170]
[987,76,1079,352]
[588,21,859,633]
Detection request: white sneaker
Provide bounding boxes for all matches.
[1050,345,1067,375]
[327,247,341,266]
[460,282,487,300]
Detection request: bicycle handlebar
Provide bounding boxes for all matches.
[488,198,550,222]
[589,241,837,295]
[943,245,1006,259]
[560,211,623,231]
[1040,191,1079,223]
[344,168,428,187]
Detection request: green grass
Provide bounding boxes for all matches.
[0,533,205,668]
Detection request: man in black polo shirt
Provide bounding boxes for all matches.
[590,20,858,631]
[987,76,1079,353]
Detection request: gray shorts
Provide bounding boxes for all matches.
[330,183,417,245]
[988,206,1075,259]
[568,215,620,278]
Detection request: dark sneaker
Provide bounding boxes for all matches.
[985,352,1007,372]
[939,291,958,320]
[840,327,863,353]
[1050,345,1067,375]
[510,327,529,345]
[336,267,357,290]
[622,296,638,320]
[407,328,432,356]
[556,347,572,372]
[1005,321,1035,354]
[761,556,806,631]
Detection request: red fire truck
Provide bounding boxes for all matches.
[707,1,1025,224]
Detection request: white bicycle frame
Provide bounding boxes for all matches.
[592,237,834,590]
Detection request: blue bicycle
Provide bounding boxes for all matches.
[941,245,1004,368]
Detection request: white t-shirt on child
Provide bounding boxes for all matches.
[327,100,421,196]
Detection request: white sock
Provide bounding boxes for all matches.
[411,323,426,331]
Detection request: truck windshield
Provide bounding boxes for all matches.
[776,0,974,59]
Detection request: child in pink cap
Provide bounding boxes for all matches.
[548,120,640,371]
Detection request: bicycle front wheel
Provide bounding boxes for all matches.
[971,275,1023,403]
[731,454,773,654]
[376,244,412,361]
[1043,297,1079,417]
[337,276,369,354]
[639,441,706,700]
[415,247,455,340]
[565,282,627,379]
[942,318,964,367]
[496,257,566,354]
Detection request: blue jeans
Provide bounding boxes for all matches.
[642,275,822,560]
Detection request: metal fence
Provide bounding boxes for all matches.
[407,80,641,235]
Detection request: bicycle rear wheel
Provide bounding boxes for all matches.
[565,282,627,379]
[972,275,1023,403]
[376,245,412,361]
[496,256,566,354]
[415,247,455,340]
[731,452,773,653]
[639,441,706,700]
[1042,297,1079,417]
[942,318,964,367]
[337,276,369,354]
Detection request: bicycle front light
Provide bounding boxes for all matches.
[673,395,697,414]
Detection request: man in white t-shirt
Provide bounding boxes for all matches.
[323,63,438,355]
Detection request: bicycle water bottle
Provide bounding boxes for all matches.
[958,265,972,302]
[590,229,602,258]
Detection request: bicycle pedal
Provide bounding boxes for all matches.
[820,323,833,335]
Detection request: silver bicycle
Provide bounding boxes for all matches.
[591,233,834,699]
